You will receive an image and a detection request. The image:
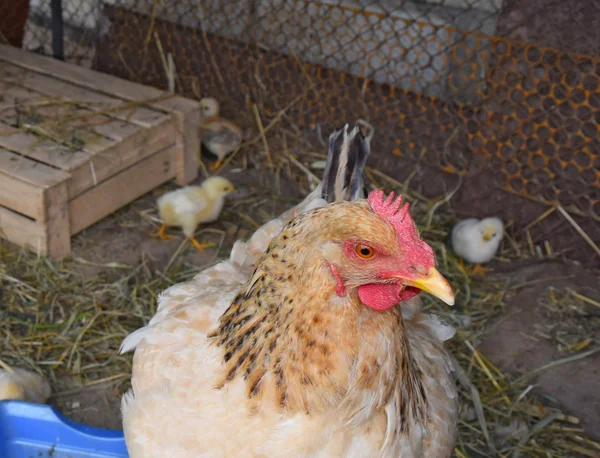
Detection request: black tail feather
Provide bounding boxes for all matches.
[320,124,371,204]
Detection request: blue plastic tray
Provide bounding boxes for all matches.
[0,401,129,457]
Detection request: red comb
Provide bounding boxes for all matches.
[368,190,415,237]
[368,190,435,269]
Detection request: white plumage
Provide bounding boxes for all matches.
[121,186,457,457]
[121,189,322,357]
[451,217,504,264]
[121,126,458,457]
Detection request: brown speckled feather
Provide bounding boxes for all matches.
[121,126,458,457]
[200,115,242,159]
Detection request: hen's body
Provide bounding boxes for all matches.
[122,127,458,457]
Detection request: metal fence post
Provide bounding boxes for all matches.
[51,0,64,60]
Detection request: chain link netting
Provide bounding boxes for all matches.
[0,0,100,66]
[1,0,599,230]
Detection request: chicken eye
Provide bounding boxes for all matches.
[355,244,375,259]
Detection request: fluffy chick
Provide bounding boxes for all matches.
[0,366,51,404]
[154,176,236,252]
[451,217,504,271]
[199,97,242,172]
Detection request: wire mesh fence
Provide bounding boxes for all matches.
[1,0,599,260]
[0,0,99,66]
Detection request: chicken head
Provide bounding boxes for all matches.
[312,190,454,311]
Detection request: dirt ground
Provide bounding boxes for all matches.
[2,164,599,444]
[479,260,600,441]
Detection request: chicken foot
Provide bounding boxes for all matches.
[210,157,224,172]
[188,237,216,252]
[468,264,493,276]
[457,258,493,277]
[152,224,173,241]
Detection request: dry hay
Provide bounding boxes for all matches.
[0,84,175,152]
[1,100,599,458]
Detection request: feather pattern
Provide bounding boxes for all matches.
[198,98,243,161]
[200,120,243,158]
[321,124,370,203]
[121,125,458,458]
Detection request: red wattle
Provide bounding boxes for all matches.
[358,283,421,311]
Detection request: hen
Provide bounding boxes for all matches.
[121,125,458,458]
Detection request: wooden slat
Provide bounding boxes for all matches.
[43,181,71,259]
[0,79,39,99]
[0,148,70,187]
[0,205,47,255]
[0,80,40,109]
[0,126,106,171]
[0,61,169,127]
[0,44,199,185]
[0,78,146,144]
[0,149,69,220]
[172,109,201,185]
[0,167,43,219]
[67,116,175,199]
[1,111,142,154]
[88,118,143,142]
[0,44,198,115]
[69,145,176,234]
[0,115,175,199]
[0,81,43,124]
[0,63,151,151]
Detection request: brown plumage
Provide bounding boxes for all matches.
[121,125,458,457]
[199,97,242,172]
[212,202,430,418]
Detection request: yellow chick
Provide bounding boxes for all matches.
[0,366,51,404]
[199,98,243,171]
[154,176,236,252]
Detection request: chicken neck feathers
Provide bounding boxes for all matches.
[121,125,457,458]
[119,125,367,368]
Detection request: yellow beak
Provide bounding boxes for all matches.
[392,267,455,306]
[482,226,496,241]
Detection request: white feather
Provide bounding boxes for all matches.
[122,164,458,457]
[450,217,504,264]
[157,187,207,215]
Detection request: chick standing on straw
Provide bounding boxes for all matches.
[199,98,243,172]
[152,176,237,252]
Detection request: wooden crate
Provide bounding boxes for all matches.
[0,44,200,259]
